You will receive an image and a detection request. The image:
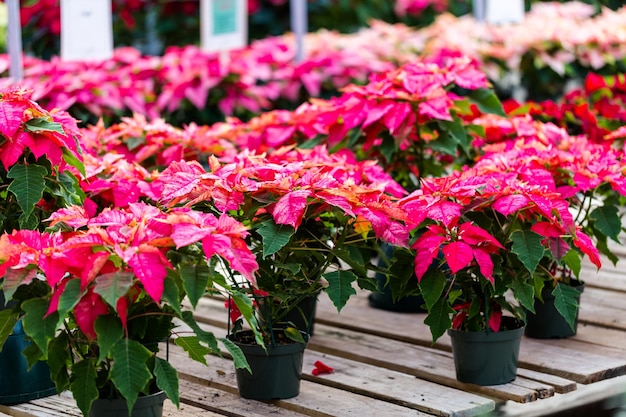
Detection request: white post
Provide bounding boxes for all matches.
[290,0,307,63]
[473,0,485,22]
[6,0,23,81]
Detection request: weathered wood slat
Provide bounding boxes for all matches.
[514,368,576,394]
[177,320,494,416]
[163,400,225,417]
[313,292,626,384]
[307,324,546,403]
[192,298,552,403]
[303,350,495,417]
[0,392,81,417]
[569,324,626,352]
[177,378,308,417]
[0,390,219,417]
[168,344,433,417]
[581,249,626,292]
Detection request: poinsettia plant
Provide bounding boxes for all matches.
[396,163,602,342]
[0,87,85,233]
[470,114,626,265]
[154,145,410,343]
[0,202,259,416]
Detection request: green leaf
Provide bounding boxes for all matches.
[161,277,182,317]
[429,129,458,155]
[62,147,86,178]
[510,279,535,313]
[95,316,124,362]
[590,205,622,242]
[56,279,83,328]
[323,270,357,313]
[257,221,294,258]
[57,170,85,205]
[154,357,179,408]
[563,250,582,279]
[419,270,446,311]
[284,327,306,343]
[180,311,220,354]
[22,298,58,357]
[180,261,210,309]
[174,336,210,365]
[47,334,71,393]
[511,230,545,274]
[0,310,19,352]
[70,359,99,417]
[24,118,65,134]
[552,282,582,332]
[7,164,47,228]
[22,341,44,370]
[423,298,454,343]
[125,136,146,151]
[469,88,506,116]
[221,337,250,373]
[94,271,134,309]
[229,292,264,346]
[110,339,154,414]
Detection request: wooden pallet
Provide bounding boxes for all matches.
[0,256,624,417]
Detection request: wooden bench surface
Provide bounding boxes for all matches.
[0,255,625,417]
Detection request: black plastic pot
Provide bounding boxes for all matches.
[368,244,427,313]
[448,317,525,386]
[281,294,318,336]
[229,330,307,400]
[257,294,318,336]
[525,280,585,339]
[89,390,166,417]
[0,319,57,405]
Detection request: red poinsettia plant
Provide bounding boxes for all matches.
[0,201,259,416]
[396,163,601,342]
[154,145,410,343]
[0,87,85,233]
[471,114,626,264]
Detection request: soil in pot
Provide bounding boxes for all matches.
[229,329,308,400]
[525,280,585,339]
[89,390,167,417]
[448,317,525,386]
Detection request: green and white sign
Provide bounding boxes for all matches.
[201,0,247,52]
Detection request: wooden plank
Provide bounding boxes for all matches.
[0,390,215,417]
[515,369,576,394]
[174,318,494,416]
[579,287,626,331]
[497,375,626,417]
[313,292,626,384]
[0,392,81,417]
[168,345,434,417]
[570,324,626,352]
[177,379,308,417]
[164,400,225,417]
[302,350,495,417]
[191,298,547,403]
[581,248,626,292]
[307,324,544,403]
